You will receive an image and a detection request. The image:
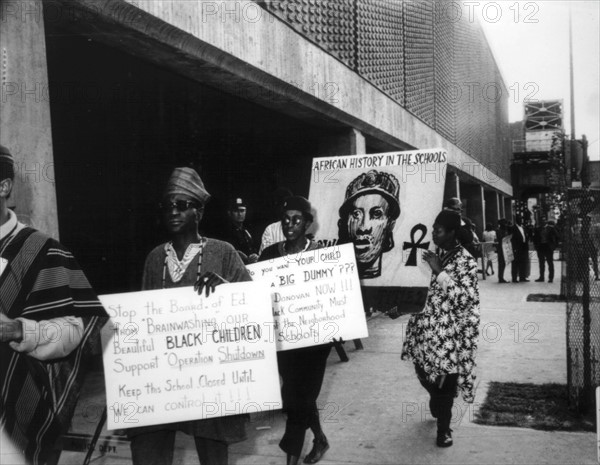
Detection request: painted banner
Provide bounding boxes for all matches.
[502,234,514,264]
[308,149,448,287]
[246,243,367,351]
[99,281,282,430]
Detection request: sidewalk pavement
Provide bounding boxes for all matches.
[61,259,597,465]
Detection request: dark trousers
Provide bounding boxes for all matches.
[511,248,528,281]
[536,245,555,281]
[129,430,228,465]
[498,252,505,281]
[415,364,458,433]
[278,344,332,456]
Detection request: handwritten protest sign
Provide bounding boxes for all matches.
[308,149,447,288]
[247,243,368,351]
[99,282,281,430]
[502,234,514,264]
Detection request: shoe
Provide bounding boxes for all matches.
[436,429,453,448]
[520,279,530,282]
[304,438,329,464]
[499,279,508,283]
[548,279,553,283]
[535,278,544,282]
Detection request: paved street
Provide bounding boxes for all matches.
[60,260,597,465]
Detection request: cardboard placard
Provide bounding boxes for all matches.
[502,234,514,264]
[99,282,281,430]
[308,149,447,287]
[247,243,368,351]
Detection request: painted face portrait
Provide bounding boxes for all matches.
[338,170,400,279]
[347,194,393,266]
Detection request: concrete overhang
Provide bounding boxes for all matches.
[45,0,512,196]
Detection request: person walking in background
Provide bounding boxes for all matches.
[511,216,529,282]
[496,219,510,283]
[533,219,560,283]
[260,196,331,465]
[224,197,259,264]
[482,222,497,276]
[402,210,480,448]
[127,167,250,465]
[0,144,108,465]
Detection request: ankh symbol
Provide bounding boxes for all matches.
[403,224,430,266]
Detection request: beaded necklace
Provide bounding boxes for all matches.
[162,238,205,289]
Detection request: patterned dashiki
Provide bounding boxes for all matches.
[0,226,107,465]
[401,244,480,403]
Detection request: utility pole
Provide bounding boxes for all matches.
[569,5,576,141]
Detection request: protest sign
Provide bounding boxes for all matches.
[247,243,368,351]
[308,149,448,288]
[99,281,281,430]
[502,234,514,264]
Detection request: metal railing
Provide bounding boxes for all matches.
[564,188,600,411]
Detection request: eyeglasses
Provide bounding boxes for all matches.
[282,215,305,226]
[158,200,201,212]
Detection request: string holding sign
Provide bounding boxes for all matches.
[402,224,430,266]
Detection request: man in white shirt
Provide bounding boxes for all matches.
[260,219,285,254]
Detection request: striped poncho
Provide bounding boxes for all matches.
[1,227,107,464]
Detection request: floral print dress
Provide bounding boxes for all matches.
[401,245,480,402]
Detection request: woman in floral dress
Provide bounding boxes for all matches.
[401,210,480,447]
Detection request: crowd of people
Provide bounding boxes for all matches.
[483,215,562,284]
[442,197,573,285]
[2,143,484,464]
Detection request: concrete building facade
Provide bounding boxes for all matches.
[1,0,512,292]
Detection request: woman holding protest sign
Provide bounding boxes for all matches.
[259,196,331,465]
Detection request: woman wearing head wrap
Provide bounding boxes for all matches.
[127,167,250,465]
[401,210,480,448]
[260,196,331,465]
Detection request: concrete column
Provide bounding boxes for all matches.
[0,0,58,237]
[504,197,514,223]
[484,190,500,226]
[498,195,505,219]
[444,170,460,201]
[318,128,366,156]
[463,183,485,237]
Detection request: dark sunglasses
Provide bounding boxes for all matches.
[282,215,305,226]
[158,200,201,212]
